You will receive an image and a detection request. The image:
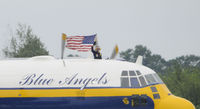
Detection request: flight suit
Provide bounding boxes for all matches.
[91,46,102,59]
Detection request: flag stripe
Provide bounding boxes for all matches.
[70,47,91,49]
[67,45,92,47]
[78,50,90,52]
[67,40,83,42]
[67,42,81,45]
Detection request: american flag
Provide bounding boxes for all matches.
[66,34,96,52]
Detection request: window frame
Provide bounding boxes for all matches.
[120,77,130,88]
[120,70,144,88]
[121,70,131,87]
[138,75,147,87]
[153,73,163,84]
[130,77,140,88]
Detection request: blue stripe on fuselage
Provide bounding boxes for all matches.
[0,83,163,90]
[0,96,154,109]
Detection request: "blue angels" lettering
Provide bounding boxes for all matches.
[58,73,108,90]
[19,73,108,90]
[19,74,54,85]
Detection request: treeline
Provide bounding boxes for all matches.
[120,45,200,109]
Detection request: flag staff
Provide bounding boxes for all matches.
[94,34,98,46]
[61,33,67,59]
[110,44,119,59]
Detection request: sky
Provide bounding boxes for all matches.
[0,0,199,60]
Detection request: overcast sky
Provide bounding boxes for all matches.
[0,0,199,60]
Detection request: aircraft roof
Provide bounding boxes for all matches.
[0,56,156,75]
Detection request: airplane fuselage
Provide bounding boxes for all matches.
[0,56,195,109]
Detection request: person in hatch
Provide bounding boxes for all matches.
[91,41,102,59]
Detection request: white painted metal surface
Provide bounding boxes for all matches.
[0,56,156,89]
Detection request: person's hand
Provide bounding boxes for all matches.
[93,41,96,45]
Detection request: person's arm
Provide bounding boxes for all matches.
[91,46,95,52]
[99,53,102,59]
[93,41,96,45]
[91,41,96,52]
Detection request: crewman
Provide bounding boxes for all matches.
[91,41,102,59]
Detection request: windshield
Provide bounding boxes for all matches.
[120,70,163,88]
[144,73,163,85]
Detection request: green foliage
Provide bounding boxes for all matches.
[167,55,200,68]
[3,24,49,57]
[120,45,167,73]
[120,48,135,62]
[120,45,152,62]
[120,45,200,108]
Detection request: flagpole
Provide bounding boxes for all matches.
[110,44,119,59]
[95,34,98,46]
[61,33,67,59]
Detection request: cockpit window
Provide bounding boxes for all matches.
[121,71,128,76]
[153,73,163,83]
[145,74,157,85]
[121,70,141,88]
[130,77,140,88]
[121,77,130,88]
[136,70,141,76]
[139,76,147,86]
[120,70,163,88]
[129,71,136,76]
[121,71,130,88]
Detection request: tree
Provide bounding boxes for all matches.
[120,48,135,62]
[167,55,200,68]
[120,45,152,63]
[120,45,167,73]
[3,24,49,57]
